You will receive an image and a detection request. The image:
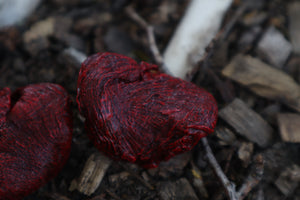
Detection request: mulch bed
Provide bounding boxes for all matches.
[0,0,299,199]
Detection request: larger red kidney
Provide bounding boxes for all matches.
[0,83,73,200]
[77,52,218,168]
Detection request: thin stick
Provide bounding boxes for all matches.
[125,6,170,74]
[201,137,238,200]
[237,154,264,200]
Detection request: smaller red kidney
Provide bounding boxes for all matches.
[77,52,218,168]
[0,83,73,200]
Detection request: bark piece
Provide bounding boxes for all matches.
[23,17,54,55]
[238,142,254,167]
[23,16,84,56]
[219,98,273,147]
[108,172,130,184]
[158,178,199,200]
[215,127,237,146]
[69,153,112,196]
[147,152,191,178]
[275,165,300,196]
[277,113,300,143]
[260,103,281,125]
[286,56,300,83]
[288,2,300,54]
[257,26,292,68]
[222,54,300,112]
[23,17,55,43]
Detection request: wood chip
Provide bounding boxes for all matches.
[23,17,54,55]
[275,165,300,196]
[238,142,254,167]
[222,54,300,112]
[277,113,300,143]
[260,103,281,125]
[219,98,273,147]
[256,26,292,68]
[288,2,300,54]
[108,171,130,184]
[215,127,237,146]
[147,152,191,178]
[69,153,112,196]
[23,17,55,43]
[158,178,199,200]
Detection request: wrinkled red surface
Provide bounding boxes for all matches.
[77,52,218,168]
[0,83,73,200]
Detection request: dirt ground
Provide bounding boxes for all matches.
[0,0,299,200]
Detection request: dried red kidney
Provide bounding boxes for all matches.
[77,52,218,168]
[0,83,73,200]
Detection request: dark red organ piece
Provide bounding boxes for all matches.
[0,83,73,200]
[77,52,218,168]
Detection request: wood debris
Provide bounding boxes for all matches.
[238,142,254,167]
[277,113,300,143]
[1,1,299,199]
[260,103,281,125]
[222,54,300,112]
[236,154,264,199]
[69,153,112,196]
[219,98,273,147]
[23,16,84,56]
[215,127,237,146]
[147,152,191,178]
[23,17,55,55]
[158,178,199,200]
[108,171,130,185]
[275,165,300,196]
[288,2,300,54]
[256,26,292,68]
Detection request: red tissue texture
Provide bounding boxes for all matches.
[77,52,218,168]
[0,83,73,200]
